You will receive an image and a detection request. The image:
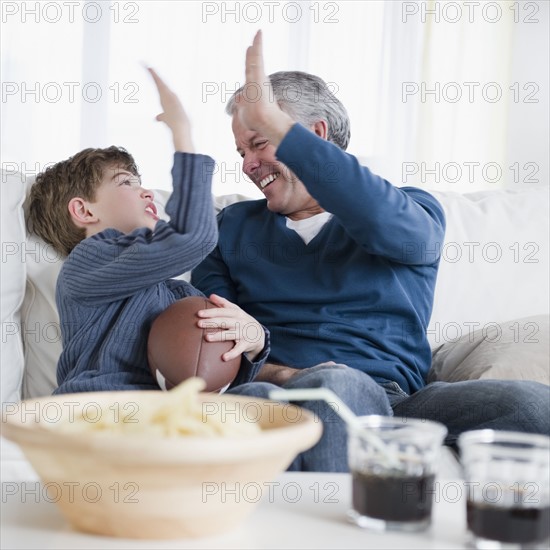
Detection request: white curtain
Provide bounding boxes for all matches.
[369,0,531,193]
[2,1,547,195]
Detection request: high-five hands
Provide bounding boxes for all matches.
[234,30,295,148]
[147,67,194,153]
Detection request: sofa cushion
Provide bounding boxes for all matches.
[20,232,64,399]
[0,170,27,404]
[429,314,549,385]
[428,185,549,349]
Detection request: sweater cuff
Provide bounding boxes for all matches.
[275,122,314,164]
[228,327,271,389]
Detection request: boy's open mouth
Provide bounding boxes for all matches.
[145,203,159,219]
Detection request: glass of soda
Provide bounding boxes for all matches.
[458,429,550,549]
[347,416,447,532]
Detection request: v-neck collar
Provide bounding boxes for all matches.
[275,212,334,248]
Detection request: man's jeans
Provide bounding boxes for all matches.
[228,364,550,472]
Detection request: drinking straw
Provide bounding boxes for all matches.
[268,388,400,468]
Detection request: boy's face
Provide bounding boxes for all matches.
[87,164,159,234]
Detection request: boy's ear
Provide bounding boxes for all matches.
[68,197,98,228]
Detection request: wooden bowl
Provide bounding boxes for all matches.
[1,391,322,539]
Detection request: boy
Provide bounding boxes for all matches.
[27,68,269,395]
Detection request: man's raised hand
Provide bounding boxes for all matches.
[234,30,294,147]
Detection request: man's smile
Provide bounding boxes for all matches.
[259,172,280,189]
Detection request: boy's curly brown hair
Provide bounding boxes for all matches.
[26,146,139,256]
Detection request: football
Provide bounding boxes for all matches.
[147,296,241,393]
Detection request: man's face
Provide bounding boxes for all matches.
[87,165,159,234]
[232,116,323,220]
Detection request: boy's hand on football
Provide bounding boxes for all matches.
[147,67,194,153]
[196,294,266,362]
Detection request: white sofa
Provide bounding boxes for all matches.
[1,169,548,482]
[1,171,548,407]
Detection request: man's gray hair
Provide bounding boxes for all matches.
[225,71,351,151]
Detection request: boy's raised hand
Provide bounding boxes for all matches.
[148,67,194,153]
[234,30,294,148]
[196,294,266,362]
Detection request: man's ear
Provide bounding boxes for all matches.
[311,120,328,140]
[68,197,98,228]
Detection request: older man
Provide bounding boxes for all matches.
[194,31,549,471]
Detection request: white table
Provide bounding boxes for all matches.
[1,445,471,549]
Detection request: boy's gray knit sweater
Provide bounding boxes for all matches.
[53,152,268,394]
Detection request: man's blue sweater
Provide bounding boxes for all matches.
[54,153,267,395]
[192,124,445,394]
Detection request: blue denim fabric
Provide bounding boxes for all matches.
[228,365,550,472]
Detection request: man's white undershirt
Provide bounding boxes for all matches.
[285,212,333,245]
